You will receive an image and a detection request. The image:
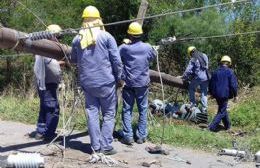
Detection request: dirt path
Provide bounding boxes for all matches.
[0,121,254,168]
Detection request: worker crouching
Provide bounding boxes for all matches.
[70,6,122,155]
[119,22,156,145]
[208,55,238,132]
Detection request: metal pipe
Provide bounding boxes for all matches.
[0,27,187,89]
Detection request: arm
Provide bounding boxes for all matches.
[182,60,194,80]
[229,70,238,98]
[119,45,126,81]
[70,36,80,64]
[148,44,157,62]
[107,35,123,82]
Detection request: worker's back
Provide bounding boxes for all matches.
[209,65,238,99]
[119,40,155,87]
[71,30,121,89]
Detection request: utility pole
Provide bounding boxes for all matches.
[136,0,149,26]
[0,27,187,89]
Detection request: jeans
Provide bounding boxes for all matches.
[189,79,208,113]
[83,83,117,151]
[37,83,59,137]
[209,98,231,131]
[122,86,148,140]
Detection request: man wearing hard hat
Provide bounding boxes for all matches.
[31,24,63,141]
[208,55,238,132]
[71,6,122,155]
[119,22,156,145]
[182,46,209,114]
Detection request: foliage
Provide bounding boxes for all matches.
[230,86,260,131]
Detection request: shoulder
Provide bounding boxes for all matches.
[72,35,81,45]
[143,42,153,49]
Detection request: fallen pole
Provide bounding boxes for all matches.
[0,27,187,89]
[0,27,69,60]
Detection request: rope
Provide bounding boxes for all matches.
[154,48,166,145]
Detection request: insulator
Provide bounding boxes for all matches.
[28,31,56,41]
[7,152,44,168]
[160,36,177,45]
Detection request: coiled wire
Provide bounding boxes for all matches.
[27,31,57,41]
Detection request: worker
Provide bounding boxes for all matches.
[31,24,63,141]
[182,46,209,114]
[119,22,156,145]
[70,6,122,155]
[208,55,238,132]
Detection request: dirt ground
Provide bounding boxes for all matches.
[0,121,255,168]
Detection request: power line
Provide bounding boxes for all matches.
[177,30,260,42]
[69,0,249,32]
[16,1,47,27]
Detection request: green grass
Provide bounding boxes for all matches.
[0,86,259,153]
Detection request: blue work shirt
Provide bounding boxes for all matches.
[209,65,238,99]
[119,40,156,87]
[71,30,122,89]
[183,53,208,81]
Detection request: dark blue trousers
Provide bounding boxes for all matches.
[36,83,59,137]
[209,98,231,132]
[122,86,149,140]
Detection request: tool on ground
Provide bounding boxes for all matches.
[145,145,170,155]
[166,154,191,165]
[88,153,118,166]
[255,151,260,168]
[218,149,246,158]
[7,152,44,168]
[141,160,160,167]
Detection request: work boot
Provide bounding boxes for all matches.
[35,133,44,140]
[136,138,146,144]
[102,148,117,155]
[121,137,134,145]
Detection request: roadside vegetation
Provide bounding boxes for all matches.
[0,86,259,153]
[0,0,259,155]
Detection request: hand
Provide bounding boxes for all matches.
[58,60,66,68]
[233,96,238,103]
[176,76,183,79]
[117,80,125,88]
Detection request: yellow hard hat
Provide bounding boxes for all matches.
[221,55,232,65]
[46,24,62,33]
[127,22,143,35]
[187,46,196,56]
[82,6,100,18]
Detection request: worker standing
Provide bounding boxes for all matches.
[208,55,238,132]
[71,6,122,155]
[182,46,209,114]
[119,22,156,145]
[32,24,63,141]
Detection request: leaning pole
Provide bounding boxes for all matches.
[0,27,187,89]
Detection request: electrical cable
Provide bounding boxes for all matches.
[18,0,250,41]
[16,1,47,27]
[69,0,249,32]
[177,30,260,42]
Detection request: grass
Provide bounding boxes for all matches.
[0,86,259,153]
